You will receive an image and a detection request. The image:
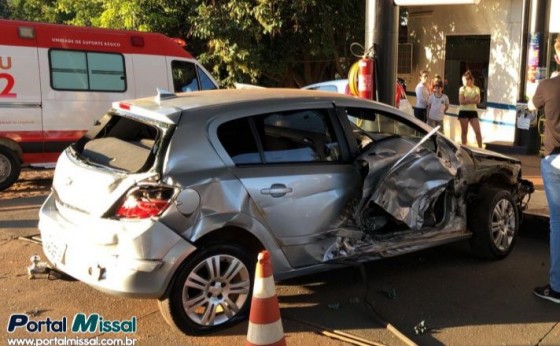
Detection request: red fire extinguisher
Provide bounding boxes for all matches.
[358,57,374,100]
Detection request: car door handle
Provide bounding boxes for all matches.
[261,184,292,197]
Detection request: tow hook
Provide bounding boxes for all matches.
[27,254,64,280]
[27,254,48,279]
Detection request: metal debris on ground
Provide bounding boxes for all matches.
[413,320,428,335]
[18,234,42,245]
[47,270,62,280]
[26,308,39,317]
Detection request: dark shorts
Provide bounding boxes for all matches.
[458,110,478,119]
[413,107,427,122]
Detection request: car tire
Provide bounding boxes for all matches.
[0,146,21,191]
[158,244,256,335]
[468,188,518,259]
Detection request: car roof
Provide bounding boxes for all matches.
[111,88,404,126]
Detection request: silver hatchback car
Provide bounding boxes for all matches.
[39,88,533,335]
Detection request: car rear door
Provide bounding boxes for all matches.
[217,105,361,248]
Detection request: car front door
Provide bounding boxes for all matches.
[339,106,461,231]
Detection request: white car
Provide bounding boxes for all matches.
[302,79,350,94]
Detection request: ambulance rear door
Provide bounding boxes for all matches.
[0,23,43,161]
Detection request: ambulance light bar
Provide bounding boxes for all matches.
[172,38,186,47]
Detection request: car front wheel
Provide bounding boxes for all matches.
[158,244,255,335]
[468,188,518,259]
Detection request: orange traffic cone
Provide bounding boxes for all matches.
[246,250,286,346]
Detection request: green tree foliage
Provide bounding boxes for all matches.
[7,0,68,23]
[191,0,364,87]
[55,0,104,27]
[0,0,9,18]
[4,0,364,88]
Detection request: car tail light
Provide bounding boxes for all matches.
[116,185,176,219]
[118,102,131,110]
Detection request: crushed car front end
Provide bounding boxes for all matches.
[459,146,534,212]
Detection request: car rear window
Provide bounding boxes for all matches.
[74,114,161,173]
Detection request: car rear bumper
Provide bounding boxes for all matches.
[38,193,196,298]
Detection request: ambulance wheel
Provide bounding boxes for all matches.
[0,146,20,191]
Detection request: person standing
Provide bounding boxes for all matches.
[395,78,406,110]
[426,80,449,134]
[430,73,443,94]
[414,70,430,122]
[458,70,482,148]
[528,36,560,304]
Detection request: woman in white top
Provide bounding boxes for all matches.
[414,70,430,122]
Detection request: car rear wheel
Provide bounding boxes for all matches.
[0,146,20,191]
[158,244,255,335]
[468,188,518,259]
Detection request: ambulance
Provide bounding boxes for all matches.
[0,19,218,191]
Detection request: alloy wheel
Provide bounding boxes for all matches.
[491,198,515,252]
[182,254,251,326]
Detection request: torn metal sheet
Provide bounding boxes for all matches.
[371,149,454,230]
[355,135,461,230]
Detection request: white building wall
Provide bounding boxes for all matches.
[402,0,523,146]
[551,0,560,32]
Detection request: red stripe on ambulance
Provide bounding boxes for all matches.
[0,19,193,57]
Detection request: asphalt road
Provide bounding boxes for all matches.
[1,193,559,346]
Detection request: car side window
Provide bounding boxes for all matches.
[217,118,262,164]
[50,50,126,92]
[255,109,340,163]
[197,66,218,90]
[217,109,341,165]
[172,61,199,92]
